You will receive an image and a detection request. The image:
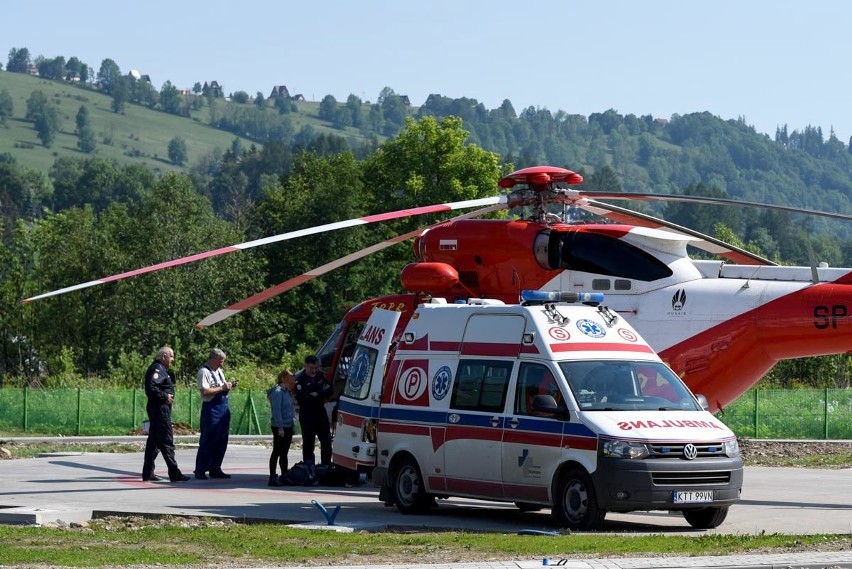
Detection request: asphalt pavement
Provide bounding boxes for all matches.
[0,436,850,569]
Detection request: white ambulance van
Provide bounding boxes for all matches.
[331,291,743,530]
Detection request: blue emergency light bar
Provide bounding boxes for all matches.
[521,290,605,305]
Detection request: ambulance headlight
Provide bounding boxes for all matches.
[601,440,651,459]
[724,439,740,457]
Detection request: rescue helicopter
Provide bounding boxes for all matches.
[24,166,852,412]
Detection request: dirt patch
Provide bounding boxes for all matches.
[739,439,852,467]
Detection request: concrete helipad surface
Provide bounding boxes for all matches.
[1,438,851,569]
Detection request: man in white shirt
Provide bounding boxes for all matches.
[193,348,236,479]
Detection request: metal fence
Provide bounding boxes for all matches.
[0,387,849,439]
[0,388,272,436]
[718,388,852,439]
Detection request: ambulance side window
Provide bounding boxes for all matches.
[450,359,512,413]
[342,345,378,400]
[515,362,562,416]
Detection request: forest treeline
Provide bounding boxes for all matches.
[0,48,850,390]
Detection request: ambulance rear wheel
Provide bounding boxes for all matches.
[682,506,729,529]
[392,456,432,514]
[553,467,606,530]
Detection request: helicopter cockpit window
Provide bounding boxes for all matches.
[552,232,673,281]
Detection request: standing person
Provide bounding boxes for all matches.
[193,348,236,480]
[294,355,332,466]
[267,369,296,486]
[142,346,190,482]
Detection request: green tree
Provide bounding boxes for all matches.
[232,90,250,104]
[255,92,265,109]
[25,90,48,121]
[75,105,90,132]
[96,59,121,95]
[159,81,183,115]
[275,96,294,114]
[380,94,408,135]
[346,94,364,128]
[0,89,13,125]
[318,94,338,121]
[36,56,66,80]
[78,126,97,154]
[168,136,188,166]
[132,79,158,108]
[111,76,128,113]
[65,56,84,81]
[7,47,31,73]
[26,174,264,375]
[50,157,155,212]
[34,104,60,148]
[585,165,623,192]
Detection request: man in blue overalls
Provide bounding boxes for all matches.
[194,348,235,479]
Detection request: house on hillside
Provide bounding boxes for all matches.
[400,95,411,106]
[129,69,152,83]
[654,118,669,126]
[269,85,290,99]
[291,93,305,101]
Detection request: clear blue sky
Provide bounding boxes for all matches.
[3,0,850,143]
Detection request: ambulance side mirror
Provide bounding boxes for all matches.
[694,394,709,411]
[530,394,570,420]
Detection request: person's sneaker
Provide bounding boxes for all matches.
[170,474,191,482]
[268,475,282,487]
[209,471,231,479]
[142,474,162,482]
[194,471,208,480]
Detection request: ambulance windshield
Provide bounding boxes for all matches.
[559,360,701,411]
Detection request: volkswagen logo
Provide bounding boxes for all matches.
[683,443,698,460]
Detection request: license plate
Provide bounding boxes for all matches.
[673,490,713,503]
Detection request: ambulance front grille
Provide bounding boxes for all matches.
[648,442,727,458]
[652,471,731,486]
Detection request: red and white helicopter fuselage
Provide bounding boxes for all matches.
[340,219,852,412]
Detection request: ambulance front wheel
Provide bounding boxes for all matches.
[682,506,729,529]
[391,455,433,514]
[553,467,606,530]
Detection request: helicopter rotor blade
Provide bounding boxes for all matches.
[579,199,776,266]
[572,190,852,222]
[23,195,504,303]
[195,204,504,328]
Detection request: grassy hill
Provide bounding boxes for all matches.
[0,71,363,173]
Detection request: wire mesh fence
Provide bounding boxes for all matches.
[0,387,849,439]
[718,388,852,439]
[0,388,274,436]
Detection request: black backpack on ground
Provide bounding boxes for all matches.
[280,461,318,486]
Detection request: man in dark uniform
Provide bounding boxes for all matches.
[142,346,190,482]
[294,355,333,466]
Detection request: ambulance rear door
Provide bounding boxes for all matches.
[332,308,401,471]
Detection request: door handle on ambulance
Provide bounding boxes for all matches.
[490,416,500,427]
[509,418,519,429]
